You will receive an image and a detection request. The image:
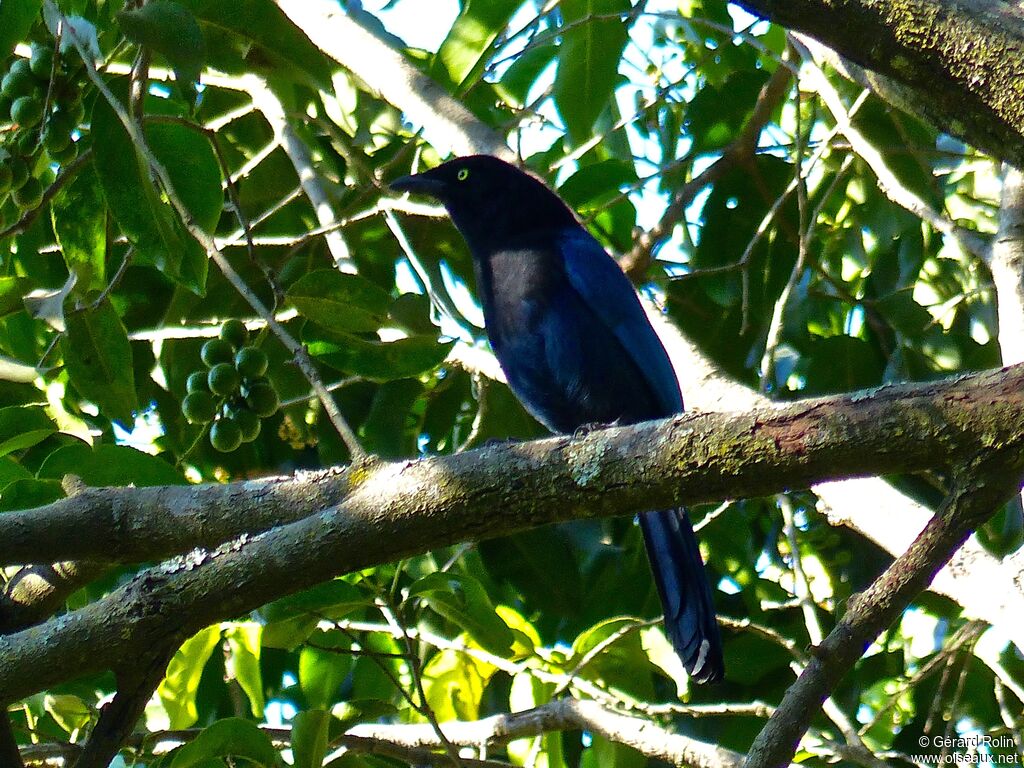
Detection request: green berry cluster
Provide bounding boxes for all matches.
[0,43,84,223]
[181,319,279,453]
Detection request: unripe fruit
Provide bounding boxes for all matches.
[234,346,268,379]
[8,157,28,189]
[181,391,217,423]
[11,95,43,127]
[245,382,279,417]
[229,408,261,443]
[12,176,42,209]
[219,318,248,349]
[200,338,234,367]
[29,46,54,79]
[48,139,78,165]
[186,371,209,393]
[43,123,71,153]
[207,362,240,397]
[1,68,34,99]
[210,418,242,452]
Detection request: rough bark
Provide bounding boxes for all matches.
[2,365,1024,703]
[733,0,1024,168]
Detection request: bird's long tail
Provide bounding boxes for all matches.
[639,508,724,684]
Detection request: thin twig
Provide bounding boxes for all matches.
[57,6,365,460]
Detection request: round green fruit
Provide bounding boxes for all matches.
[48,139,77,165]
[9,59,32,79]
[181,390,217,424]
[228,407,261,443]
[1,68,34,99]
[15,129,37,155]
[10,95,43,127]
[8,157,28,189]
[200,337,234,367]
[234,346,268,379]
[210,418,243,453]
[0,164,11,196]
[244,382,279,417]
[12,176,42,209]
[29,46,54,79]
[42,123,71,153]
[219,318,248,349]
[207,362,240,397]
[186,370,209,393]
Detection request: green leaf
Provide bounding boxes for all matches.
[553,0,631,145]
[91,92,218,294]
[51,164,107,293]
[300,642,352,710]
[159,625,222,729]
[498,43,557,107]
[292,710,331,768]
[409,572,515,657]
[62,299,137,424]
[306,328,453,382]
[421,648,495,721]
[170,718,278,767]
[0,0,41,58]
[0,457,32,491]
[558,159,637,210]
[432,0,524,91]
[37,444,185,487]
[118,1,206,89]
[224,622,265,717]
[148,121,224,235]
[287,270,391,333]
[0,277,34,320]
[570,617,656,700]
[44,694,93,734]
[261,579,367,623]
[179,0,332,85]
[0,406,57,457]
[0,478,63,512]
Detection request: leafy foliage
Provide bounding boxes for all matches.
[0,0,1019,766]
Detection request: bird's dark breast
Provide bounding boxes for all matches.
[476,247,663,433]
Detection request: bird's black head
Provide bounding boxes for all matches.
[390,155,577,255]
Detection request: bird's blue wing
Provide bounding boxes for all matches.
[557,228,683,414]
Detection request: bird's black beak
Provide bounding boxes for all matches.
[389,173,447,199]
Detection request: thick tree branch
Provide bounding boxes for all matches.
[71,652,172,768]
[732,0,1024,168]
[744,458,1024,767]
[272,1,512,160]
[0,562,105,633]
[293,0,1024,650]
[2,365,1024,702]
[0,709,24,768]
[0,468,351,567]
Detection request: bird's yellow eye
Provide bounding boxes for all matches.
[457,168,470,181]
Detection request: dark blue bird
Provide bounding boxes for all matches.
[391,155,723,683]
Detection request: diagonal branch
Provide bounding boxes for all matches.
[272,0,511,160]
[744,457,1024,768]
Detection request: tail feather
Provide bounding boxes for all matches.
[639,508,724,684]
